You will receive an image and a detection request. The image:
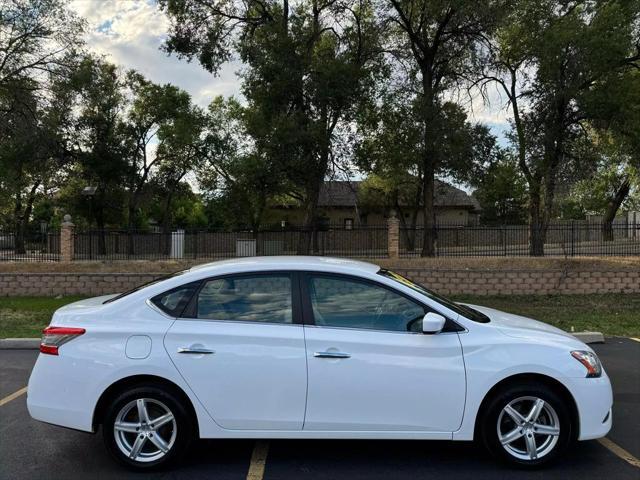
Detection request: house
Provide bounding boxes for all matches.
[271,180,481,227]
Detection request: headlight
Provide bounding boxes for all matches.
[571,350,602,378]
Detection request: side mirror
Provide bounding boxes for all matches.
[422,312,446,334]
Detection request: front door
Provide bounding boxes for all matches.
[164,272,307,430]
[301,273,466,432]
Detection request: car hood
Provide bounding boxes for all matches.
[462,303,585,346]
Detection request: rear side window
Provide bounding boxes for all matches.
[195,274,293,324]
[150,282,200,317]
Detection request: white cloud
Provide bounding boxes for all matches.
[69,0,512,144]
[69,0,241,107]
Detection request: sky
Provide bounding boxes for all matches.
[69,0,240,106]
[69,0,512,142]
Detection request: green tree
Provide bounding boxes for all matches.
[69,57,130,245]
[147,182,207,230]
[358,173,423,250]
[0,73,76,252]
[356,84,499,247]
[160,0,383,252]
[471,154,528,224]
[195,96,291,230]
[0,80,46,252]
[122,72,206,231]
[0,0,83,251]
[587,71,640,237]
[565,131,639,237]
[478,0,640,254]
[0,0,84,89]
[154,110,208,235]
[382,0,504,255]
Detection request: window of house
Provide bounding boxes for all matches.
[344,218,354,230]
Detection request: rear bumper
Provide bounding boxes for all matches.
[27,354,95,432]
[564,373,613,441]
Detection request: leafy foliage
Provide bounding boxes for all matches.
[1,0,640,250]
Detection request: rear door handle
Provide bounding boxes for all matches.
[178,347,215,354]
[314,351,351,359]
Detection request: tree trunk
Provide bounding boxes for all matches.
[419,72,438,257]
[528,186,545,256]
[296,130,329,254]
[127,200,136,256]
[91,188,107,255]
[13,183,39,255]
[528,98,565,257]
[160,187,176,256]
[95,209,107,256]
[397,206,412,252]
[421,163,436,257]
[602,178,630,241]
[397,177,423,253]
[296,186,321,255]
[13,192,25,255]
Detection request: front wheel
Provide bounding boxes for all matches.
[480,383,574,468]
[102,385,194,470]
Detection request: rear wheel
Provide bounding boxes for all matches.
[103,385,194,470]
[480,383,574,468]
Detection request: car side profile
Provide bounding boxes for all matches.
[27,257,612,470]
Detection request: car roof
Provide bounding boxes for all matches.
[188,256,380,275]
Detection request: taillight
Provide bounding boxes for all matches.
[40,326,86,355]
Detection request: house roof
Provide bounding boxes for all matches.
[318,180,481,211]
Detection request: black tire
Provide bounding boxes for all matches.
[479,382,574,468]
[102,384,194,470]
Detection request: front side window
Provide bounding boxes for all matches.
[307,274,425,332]
[378,269,490,323]
[195,274,293,324]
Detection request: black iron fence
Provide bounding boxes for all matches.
[400,221,640,257]
[1,220,638,262]
[73,224,389,261]
[0,228,60,262]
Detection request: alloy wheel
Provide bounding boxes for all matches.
[496,396,561,461]
[113,398,177,463]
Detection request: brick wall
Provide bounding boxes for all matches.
[0,273,160,297]
[390,268,640,296]
[0,266,638,297]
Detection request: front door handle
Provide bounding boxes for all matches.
[314,351,351,359]
[178,347,215,354]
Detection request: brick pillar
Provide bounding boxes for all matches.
[60,214,74,262]
[388,211,399,258]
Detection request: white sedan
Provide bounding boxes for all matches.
[27,257,612,469]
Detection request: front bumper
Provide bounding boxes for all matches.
[564,373,613,441]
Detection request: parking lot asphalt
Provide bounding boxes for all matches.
[1,339,638,480]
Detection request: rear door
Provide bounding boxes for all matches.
[163,272,307,430]
[301,272,466,433]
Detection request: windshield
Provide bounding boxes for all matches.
[102,270,189,304]
[378,269,490,323]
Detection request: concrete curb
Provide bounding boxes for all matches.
[572,331,606,344]
[0,331,607,349]
[0,338,40,349]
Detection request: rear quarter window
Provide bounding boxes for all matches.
[150,282,200,317]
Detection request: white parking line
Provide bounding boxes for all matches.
[598,437,640,469]
[246,441,270,480]
[0,386,27,407]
